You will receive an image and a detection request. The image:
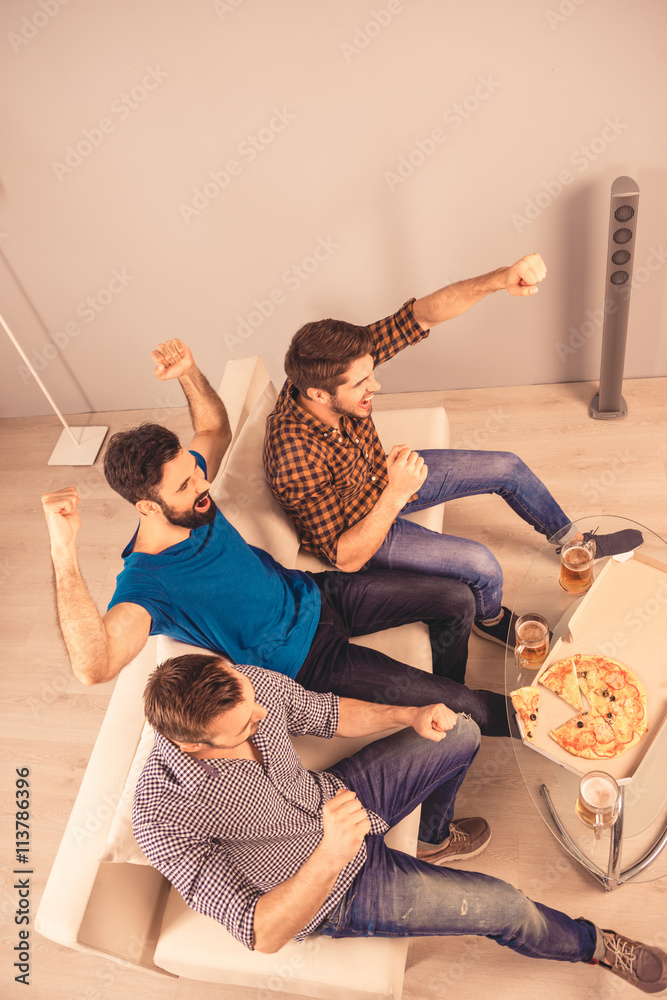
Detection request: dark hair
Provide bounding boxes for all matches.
[285,319,374,396]
[103,423,181,505]
[143,653,243,743]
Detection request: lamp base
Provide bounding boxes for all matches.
[48,426,109,466]
[590,393,627,420]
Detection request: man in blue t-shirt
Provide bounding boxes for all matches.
[41,338,510,739]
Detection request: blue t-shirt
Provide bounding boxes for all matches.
[107,454,321,679]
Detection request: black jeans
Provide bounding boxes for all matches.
[296,569,511,738]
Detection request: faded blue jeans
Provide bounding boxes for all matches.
[318,718,598,963]
[368,450,573,620]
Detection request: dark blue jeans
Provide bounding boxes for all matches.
[318,721,598,964]
[296,568,511,737]
[369,449,572,620]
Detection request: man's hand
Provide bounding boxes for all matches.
[319,789,370,868]
[152,339,196,381]
[505,253,547,296]
[386,445,428,502]
[410,703,459,742]
[42,487,82,552]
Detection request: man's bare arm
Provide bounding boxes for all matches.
[412,252,547,330]
[334,444,427,572]
[336,699,458,741]
[43,488,151,685]
[253,789,370,953]
[152,339,232,482]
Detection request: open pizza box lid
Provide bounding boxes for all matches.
[514,551,667,784]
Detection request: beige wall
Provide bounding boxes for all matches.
[0,0,665,418]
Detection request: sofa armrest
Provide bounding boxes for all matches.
[36,637,173,975]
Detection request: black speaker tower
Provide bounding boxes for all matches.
[590,175,640,420]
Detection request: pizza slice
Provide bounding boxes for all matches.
[550,712,623,760]
[510,686,540,741]
[539,655,583,711]
[578,655,648,750]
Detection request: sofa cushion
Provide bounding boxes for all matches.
[213,380,300,567]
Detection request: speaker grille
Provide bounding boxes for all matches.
[613,227,633,244]
[614,205,635,223]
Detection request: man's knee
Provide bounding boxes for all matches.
[454,713,482,755]
[468,545,503,591]
[438,579,476,624]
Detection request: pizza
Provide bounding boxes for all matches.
[547,653,648,759]
[551,712,626,759]
[538,656,582,711]
[510,686,540,741]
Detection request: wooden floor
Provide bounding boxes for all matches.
[1,376,666,1000]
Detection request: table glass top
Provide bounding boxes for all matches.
[505,515,667,885]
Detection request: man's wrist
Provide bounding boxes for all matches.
[481,266,509,295]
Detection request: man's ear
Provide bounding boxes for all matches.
[135,498,161,517]
[176,740,206,753]
[304,386,331,406]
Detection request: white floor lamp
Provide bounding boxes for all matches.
[1,312,108,465]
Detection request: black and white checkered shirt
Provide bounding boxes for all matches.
[132,664,388,949]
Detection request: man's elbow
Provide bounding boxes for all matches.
[334,554,365,573]
[252,929,286,954]
[71,657,118,687]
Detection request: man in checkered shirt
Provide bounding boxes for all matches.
[263,252,642,658]
[132,653,667,995]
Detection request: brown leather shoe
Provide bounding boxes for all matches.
[597,929,667,994]
[417,817,491,865]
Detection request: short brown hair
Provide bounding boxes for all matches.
[104,423,181,505]
[143,654,243,743]
[285,319,374,396]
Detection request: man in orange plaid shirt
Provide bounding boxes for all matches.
[264,252,642,672]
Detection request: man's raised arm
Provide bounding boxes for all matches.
[412,252,547,330]
[42,487,151,686]
[152,339,232,482]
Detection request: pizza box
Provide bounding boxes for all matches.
[512,551,667,785]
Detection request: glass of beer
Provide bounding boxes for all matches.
[514,613,550,670]
[559,538,595,594]
[576,771,620,840]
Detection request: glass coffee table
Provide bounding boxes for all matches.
[506,515,667,890]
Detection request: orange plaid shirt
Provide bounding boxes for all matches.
[263,299,429,565]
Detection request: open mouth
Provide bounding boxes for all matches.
[358,396,373,410]
[194,491,211,512]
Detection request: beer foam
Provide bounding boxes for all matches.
[564,546,592,567]
[581,775,617,810]
[517,622,546,643]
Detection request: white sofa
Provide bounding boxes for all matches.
[36,357,451,1000]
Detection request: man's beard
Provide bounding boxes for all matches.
[330,395,373,419]
[158,490,218,529]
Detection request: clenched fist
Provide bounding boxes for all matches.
[152,339,195,381]
[42,486,82,552]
